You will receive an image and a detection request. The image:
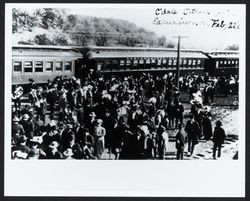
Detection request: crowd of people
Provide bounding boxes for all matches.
[11,71,235,160]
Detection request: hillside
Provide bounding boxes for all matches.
[12,8,174,48]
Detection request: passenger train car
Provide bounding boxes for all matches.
[81,46,208,76]
[204,51,239,76]
[12,45,83,85]
[12,45,240,85]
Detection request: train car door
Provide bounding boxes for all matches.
[75,58,86,79]
[204,59,216,76]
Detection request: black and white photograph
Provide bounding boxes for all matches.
[4,3,246,197]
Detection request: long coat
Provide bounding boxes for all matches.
[202,116,213,140]
[119,132,145,159]
[176,129,187,149]
[185,120,200,145]
[213,127,226,145]
[93,126,106,159]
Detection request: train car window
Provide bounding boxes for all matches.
[188,60,192,67]
[162,59,166,68]
[133,59,138,67]
[180,59,183,68]
[126,60,131,66]
[145,58,151,69]
[173,59,177,68]
[224,60,227,64]
[232,60,235,64]
[216,61,219,68]
[46,61,53,72]
[35,61,43,73]
[65,61,72,71]
[120,60,125,66]
[157,59,161,66]
[220,61,223,64]
[24,61,33,73]
[97,63,102,71]
[183,59,187,68]
[13,61,22,73]
[168,59,172,67]
[192,60,196,67]
[235,60,239,67]
[55,61,63,71]
[197,60,201,66]
[138,59,144,69]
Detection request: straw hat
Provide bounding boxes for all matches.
[89,112,96,117]
[96,119,103,124]
[63,148,74,157]
[67,124,73,129]
[13,116,20,122]
[49,141,59,149]
[30,136,43,144]
[22,114,30,121]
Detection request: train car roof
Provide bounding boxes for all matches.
[85,46,207,59]
[85,45,204,52]
[12,45,83,58]
[87,50,207,59]
[204,50,239,59]
[12,45,82,50]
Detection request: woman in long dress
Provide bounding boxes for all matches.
[94,119,106,159]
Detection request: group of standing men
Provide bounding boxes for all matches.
[11,72,227,160]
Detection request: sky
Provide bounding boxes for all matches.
[15,4,245,50]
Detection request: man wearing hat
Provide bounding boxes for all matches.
[42,124,61,151]
[74,122,85,145]
[185,114,200,156]
[12,116,25,136]
[117,101,130,126]
[212,120,226,159]
[20,114,34,139]
[202,112,213,141]
[61,124,75,152]
[12,135,30,159]
[85,112,96,135]
[102,109,116,150]
[208,81,216,104]
[129,104,143,131]
[63,148,75,160]
[157,126,167,160]
[175,123,187,160]
[28,136,46,159]
[46,141,63,159]
[12,85,23,111]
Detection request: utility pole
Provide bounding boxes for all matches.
[172,35,188,89]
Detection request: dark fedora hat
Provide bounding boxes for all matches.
[216,120,222,127]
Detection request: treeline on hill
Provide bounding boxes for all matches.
[12,8,175,48]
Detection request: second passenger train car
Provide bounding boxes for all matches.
[82,46,208,76]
